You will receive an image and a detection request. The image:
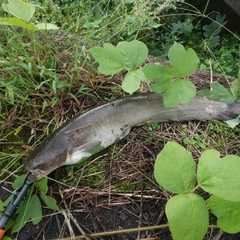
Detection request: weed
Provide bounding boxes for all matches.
[91,41,199,107]
[154,141,240,239]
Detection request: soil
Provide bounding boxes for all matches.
[1,30,240,240]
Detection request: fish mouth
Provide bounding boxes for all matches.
[27,169,47,181]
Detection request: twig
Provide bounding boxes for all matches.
[212,230,224,240]
[62,210,75,239]
[137,173,143,239]
[50,224,169,240]
[59,187,90,240]
[67,209,91,240]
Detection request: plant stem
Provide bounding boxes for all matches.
[53,224,219,240]
[51,224,169,240]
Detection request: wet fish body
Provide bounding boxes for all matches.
[25,93,240,181]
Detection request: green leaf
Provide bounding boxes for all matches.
[142,63,172,92]
[116,40,148,69]
[0,200,4,212]
[198,150,240,201]
[231,80,240,97]
[163,80,196,108]
[6,85,14,104]
[149,21,161,28]
[166,193,209,240]
[207,195,240,233]
[34,177,48,194]
[226,116,240,128]
[230,69,240,97]
[2,236,12,240]
[197,82,237,102]
[12,194,42,233]
[168,42,199,77]
[90,43,124,75]
[154,141,196,194]
[35,23,59,30]
[0,17,38,31]
[12,175,26,189]
[122,69,146,94]
[40,193,60,211]
[2,0,35,22]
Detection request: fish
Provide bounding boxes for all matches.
[24,92,240,181]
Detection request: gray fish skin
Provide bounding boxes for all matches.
[24,92,240,181]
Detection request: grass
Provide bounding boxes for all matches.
[0,0,240,239]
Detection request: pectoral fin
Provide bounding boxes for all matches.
[118,125,131,140]
[66,140,103,165]
[75,140,102,152]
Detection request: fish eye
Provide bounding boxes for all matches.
[32,162,42,169]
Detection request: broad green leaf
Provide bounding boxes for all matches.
[0,18,38,31]
[231,68,240,98]
[2,236,12,240]
[168,42,199,77]
[166,194,209,240]
[142,63,172,81]
[207,195,240,233]
[231,79,240,97]
[117,40,148,69]
[142,63,172,92]
[12,175,26,189]
[197,82,236,102]
[122,69,146,94]
[41,193,60,211]
[35,23,59,30]
[90,43,124,75]
[154,141,196,194]
[149,21,161,28]
[163,80,196,108]
[12,194,42,233]
[226,116,240,128]
[151,76,172,93]
[34,177,48,194]
[198,150,240,201]
[0,201,4,212]
[2,0,35,22]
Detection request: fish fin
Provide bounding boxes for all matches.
[75,140,102,152]
[65,140,103,165]
[118,125,131,140]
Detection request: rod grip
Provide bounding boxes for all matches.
[0,229,6,240]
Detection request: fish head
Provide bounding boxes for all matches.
[24,133,104,181]
[24,138,68,181]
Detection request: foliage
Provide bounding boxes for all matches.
[0,0,239,238]
[32,0,177,41]
[0,0,76,109]
[91,41,200,107]
[154,141,240,239]
[1,0,58,30]
[91,39,239,109]
[197,82,237,102]
[0,175,60,234]
[147,2,240,77]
